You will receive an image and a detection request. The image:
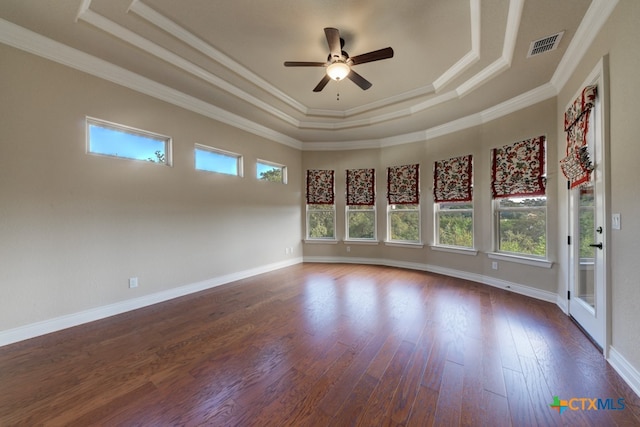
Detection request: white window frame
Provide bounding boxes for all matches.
[194,144,243,177]
[387,203,421,244]
[86,117,172,165]
[434,201,474,249]
[256,159,287,184]
[345,204,377,241]
[306,204,336,241]
[493,196,547,259]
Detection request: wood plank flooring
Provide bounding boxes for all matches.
[1,263,639,426]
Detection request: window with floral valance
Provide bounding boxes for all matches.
[560,85,597,189]
[346,168,375,206]
[491,136,546,199]
[387,164,419,204]
[433,155,473,203]
[306,169,335,204]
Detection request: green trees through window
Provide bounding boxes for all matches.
[496,197,546,256]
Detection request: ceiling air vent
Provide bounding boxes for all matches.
[527,31,565,57]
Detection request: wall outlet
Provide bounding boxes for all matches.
[129,277,138,288]
[491,261,498,270]
[346,246,351,253]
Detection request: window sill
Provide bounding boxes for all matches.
[487,252,553,269]
[304,239,339,245]
[384,241,424,249]
[430,245,478,256]
[342,240,380,246]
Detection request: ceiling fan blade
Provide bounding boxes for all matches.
[324,27,342,59]
[284,61,326,67]
[347,70,372,90]
[313,75,331,92]
[349,47,394,65]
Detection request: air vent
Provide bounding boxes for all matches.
[527,31,565,57]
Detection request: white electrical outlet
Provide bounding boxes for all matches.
[129,277,138,288]
[492,261,498,270]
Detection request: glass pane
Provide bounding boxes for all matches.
[195,148,239,175]
[438,211,473,247]
[308,206,335,239]
[257,162,283,182]
[577,183,596,308]
[89,123,167,163]
[348,209,375,239]
[497,200,546,256]
[390,210,419,242]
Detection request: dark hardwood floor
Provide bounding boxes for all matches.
[1,263,639,426]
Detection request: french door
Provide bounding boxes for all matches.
[568,62,608,351]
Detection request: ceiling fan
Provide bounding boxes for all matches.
[284,27,394,92]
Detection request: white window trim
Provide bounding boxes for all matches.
[493,198,548,259]
[194,143,243,177]
[86,116,172,166]
[430,245,478,256]
[345,204,377,242]
[306,204,336,241]
[257,159,287,184]
[488,252,553,269]
[387,204,422,244]
[434,202,474,250]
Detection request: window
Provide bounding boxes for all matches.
[194,144,242,176]
[346,168,376,241]
[387,164,420,243]
[494,197,547,257]
[433,154,473,248]
[257,160,287,183]
[491,136,547,257]
[307,204,336,239]
[347,205,376,240]
[86,117,171,165]
[436,202,473,248]
[306,169,335,240]
[388,204,420,242]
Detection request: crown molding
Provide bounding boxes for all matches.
[0,18,303,150]
[550,0,619,92]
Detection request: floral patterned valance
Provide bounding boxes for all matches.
[564,85,597,131]
[387,164,419,205]
[491,136,546,199]
[346,168,375,206]
[433,155,473,203]
[561,85,597,189]
[306,169,334,204]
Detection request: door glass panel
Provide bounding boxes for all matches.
[577,182,596,310]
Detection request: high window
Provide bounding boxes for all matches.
[433,155,473,248]
[387,164,420,243]
[257,160,287,183]
[86,117,171,165]
[306,169,335,240]
[491,136,547,257]
[346,168,376,241]
[194,144,243,176]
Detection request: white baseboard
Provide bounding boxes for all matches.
[0,258,302,347]
[303,256,558,304]
[608,346,640,398]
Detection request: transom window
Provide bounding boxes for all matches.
[86,117,171,165]
[194,144,243,177]
[257,160,287,183]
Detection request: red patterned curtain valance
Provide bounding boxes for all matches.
[346,168,375,206]
[306,169,334,204]
[491,136,546,199]
[433,154,473,203]
[387,164,419,204]
[561,85,597,189]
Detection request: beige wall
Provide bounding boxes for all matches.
[557,0,640,371]
[0,44,302,331]
[302,98,559,293]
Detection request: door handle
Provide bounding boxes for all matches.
[589,243,603,250]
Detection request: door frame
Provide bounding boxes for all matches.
[566,56,610,356]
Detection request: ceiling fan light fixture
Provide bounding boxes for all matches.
[326,60,350,81]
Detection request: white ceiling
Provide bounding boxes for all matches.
[0,0,609,150]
